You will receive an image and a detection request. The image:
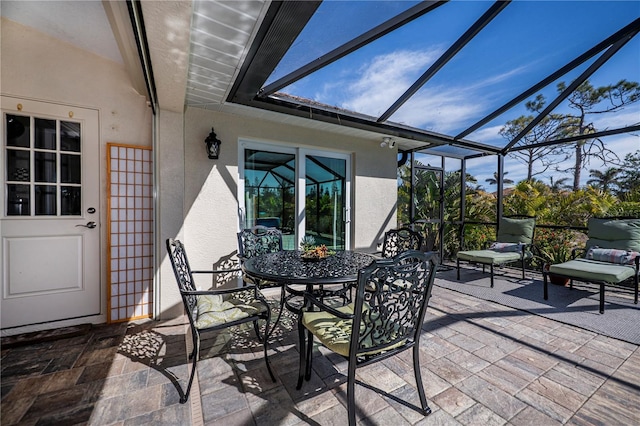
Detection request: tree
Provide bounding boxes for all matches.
[548,176,571,192]
[556,79,640,190]
[586,167,620,193]
[485,171,514,186]
[618,150,640,196]
[500,95,570,180]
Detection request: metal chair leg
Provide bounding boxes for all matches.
[490,264,494,288]
[296,315,306,390]
[347,362,357,426]
[304,328,313,380]
[413,344,431,415]
[181,329,199,404]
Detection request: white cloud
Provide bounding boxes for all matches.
[391,86,484,133]
[334,49,441,117]
[467,125,504,144]
[590,106,640,129]
[319,48,530,134]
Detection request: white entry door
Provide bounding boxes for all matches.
[1,96,101,332]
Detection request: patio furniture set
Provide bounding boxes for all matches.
[166,226,436,425]
[166,217,638,423]
[455,216,640,314]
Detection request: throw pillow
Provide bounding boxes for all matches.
[489,242,524,253]
[586,247,639,265]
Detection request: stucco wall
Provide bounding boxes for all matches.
[175,106,398,276]
[0,18,152,146]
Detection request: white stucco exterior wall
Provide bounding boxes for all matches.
[165,107,398,291]
[0,18,152,146]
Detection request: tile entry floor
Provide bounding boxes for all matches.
[2,271,639,425]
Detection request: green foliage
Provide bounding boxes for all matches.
[300,235,317,251]
[534,228,584,267]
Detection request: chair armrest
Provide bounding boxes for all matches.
[301,291,354,319]
[571,247,586,259]
[192,267,241,274]
[181,284,260,297]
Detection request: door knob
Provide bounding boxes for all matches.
[76,221,97,229]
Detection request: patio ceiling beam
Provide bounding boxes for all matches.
[501,31,638,154]
[258,1,447,97]
[376,0,511,123]
[251,95,456,147]
[228,1,321,104]
[456,18,640,141]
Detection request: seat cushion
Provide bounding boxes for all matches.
[194,294,267,329]
[457,249,522,264]
[548,259,636,284]
[302,303,404,357]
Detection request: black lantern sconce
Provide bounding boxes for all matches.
[204,128,222,159]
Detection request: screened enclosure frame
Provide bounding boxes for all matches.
[228,1,639,161]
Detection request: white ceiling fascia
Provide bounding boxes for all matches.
[102,0,147,97]
[185,0,270,107]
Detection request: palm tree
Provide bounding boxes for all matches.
[587,168,620,193]
[549,176,570,192]
[485,171,514,186]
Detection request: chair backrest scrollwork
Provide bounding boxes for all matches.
[237,225,283,260]
[381,227,424,258]
[166,238,198,321]
[351,250,438,360]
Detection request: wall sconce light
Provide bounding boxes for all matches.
[380,136,396,149]
[205,127,222,159]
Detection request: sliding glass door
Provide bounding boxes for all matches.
[240,142,350,250]
[302,152,347,249]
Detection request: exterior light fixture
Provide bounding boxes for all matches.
[205,128,222,159]
[380,136,396,149]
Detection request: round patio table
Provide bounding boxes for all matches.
[242,250,376,285]
[242,250,377,329]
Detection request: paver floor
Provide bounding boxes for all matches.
[2,272,639,425]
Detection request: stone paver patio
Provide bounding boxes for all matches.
[2,271,639,425]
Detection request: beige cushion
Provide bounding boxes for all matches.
[194,294,267,329]
[302,303,405,357]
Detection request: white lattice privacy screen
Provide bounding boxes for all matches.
[107,143,153,322]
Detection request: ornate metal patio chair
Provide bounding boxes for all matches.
[456,215,536,287]
[237,225,284,288]
[543,216,640,313]
[379,227,424,258]
[296,250,439,426]
[166,238,274,403]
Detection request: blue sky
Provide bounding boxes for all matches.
[268,0,640,187]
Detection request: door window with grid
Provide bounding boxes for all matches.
[5,114,82,216]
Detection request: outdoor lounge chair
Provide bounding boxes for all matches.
[543,217,640,314]
[456,215,536,287]
[166,238,274,403]
[296,250,439,426]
